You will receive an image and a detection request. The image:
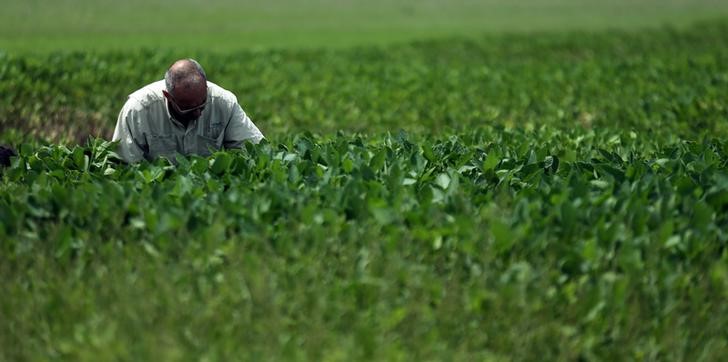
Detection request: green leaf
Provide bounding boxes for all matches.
[422,144,436,163]
[491,220,514,254]
[691,201,713,230]
[483,150,500,172]
[435,173,451,189]
[210,152,233,175]
[342,157,354,173]
[370,149,386,171]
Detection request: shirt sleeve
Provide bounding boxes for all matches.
[112,101,147,163]
[223,102,264,149]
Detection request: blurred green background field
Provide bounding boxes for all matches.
[2,0,728,52]
[2,0,728,144]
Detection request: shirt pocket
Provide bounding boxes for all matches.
[207,121,225,139]
[196,134,223,156]
[148,134,177,160]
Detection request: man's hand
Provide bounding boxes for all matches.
[0,145,17,167]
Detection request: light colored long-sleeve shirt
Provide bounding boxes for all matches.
[112,80,264,163]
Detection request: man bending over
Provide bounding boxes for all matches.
[112,59,263,163]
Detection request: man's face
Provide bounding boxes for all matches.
[163,85,208,123]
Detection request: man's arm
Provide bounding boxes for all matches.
[112,103,146,163]
[223,103,264,149]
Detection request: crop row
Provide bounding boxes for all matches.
[2,20,728,145]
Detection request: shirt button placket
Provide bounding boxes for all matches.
[184,120,196,154]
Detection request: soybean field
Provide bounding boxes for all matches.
[1,1,728,360]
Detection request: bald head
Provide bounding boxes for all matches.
[164,59,207,97]
[163,59,208,123]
